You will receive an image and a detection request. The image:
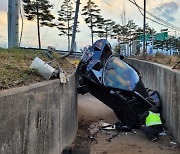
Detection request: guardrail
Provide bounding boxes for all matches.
[20,47,83,58]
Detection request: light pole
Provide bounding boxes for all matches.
[8,0,19,48]
[62,0,80,58]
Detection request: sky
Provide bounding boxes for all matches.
[0,0,180,50]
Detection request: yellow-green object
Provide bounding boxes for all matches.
[145,111,162,126]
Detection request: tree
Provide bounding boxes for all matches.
[57,0,76,51]
[126,20,137,39]
[126,20,138,55]
[145,23,156,36]
[81,0,103,45]
[176,38,180,52]
[111,24,122,41]
[112,21,135,43]
[97,19,115,39]
[133,27,143,40]
[23,0,55,49]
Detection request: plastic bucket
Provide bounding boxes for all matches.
[30,57,55,80]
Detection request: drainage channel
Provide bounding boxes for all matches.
[63,121,91,154]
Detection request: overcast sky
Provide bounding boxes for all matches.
[0,0,180,50]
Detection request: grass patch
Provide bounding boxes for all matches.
[0,48,76,90]
[135,53,180,69]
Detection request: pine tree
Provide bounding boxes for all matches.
[81,0,103,45]
[111,24,122,41]
[23,0,55,49]
[126,20,137,40]
[134,27,143,40]
[126,20,138,55]
[57,0,76,51]
[97,19,115,39]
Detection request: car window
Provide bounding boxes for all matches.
[103,56,139,91]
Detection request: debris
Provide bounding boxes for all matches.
[170,141,177,148]
[59,71,69,84]
[88,122,100,141]
[30,57,56,80]
[159,132,166,136]
[101,125,115,130]
[107,131,119,142]
[99,121,115,130]
[114,122,132,132]
[170,141,177,145]
[132,130,137,134]
[43,46,56,60]
[151,137,158,142]
[88,120,137,142]
[30,57,69,83]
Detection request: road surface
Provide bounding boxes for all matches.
[76,93,180,154]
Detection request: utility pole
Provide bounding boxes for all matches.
[62,0,80,58]
[36,0,41,49]
[8,0,19,48]
[143,0,146,56]
[89,0,93,45]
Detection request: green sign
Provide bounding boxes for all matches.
[139,34,150,41]
[155,32,168,41]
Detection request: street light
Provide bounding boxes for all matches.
[62,0,80,58]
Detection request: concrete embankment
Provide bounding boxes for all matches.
[125,58,180,143]
[0,74,78,154]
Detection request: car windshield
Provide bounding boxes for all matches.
[103,56,140,91]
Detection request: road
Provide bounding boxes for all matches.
[76,93,180,154]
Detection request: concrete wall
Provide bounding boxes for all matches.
[125,59,180,142]
[0,74,78,154]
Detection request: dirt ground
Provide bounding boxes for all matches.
[77,93,180,154]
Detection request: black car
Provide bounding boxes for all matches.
[77,39,161,129]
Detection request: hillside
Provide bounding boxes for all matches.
[0,48,76,90]
[0,48,179,91]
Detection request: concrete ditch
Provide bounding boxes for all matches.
[0,59,179,154]
[0,74,78,154]
[125,58,180,143]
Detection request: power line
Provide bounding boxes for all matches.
[129,0,180,31]
[149,0,180,25]
[131,0,180,30]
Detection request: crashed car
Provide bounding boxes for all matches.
[77,39,161,129]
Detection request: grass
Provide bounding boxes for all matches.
[0,48,76,90]
[135,52,180,69]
